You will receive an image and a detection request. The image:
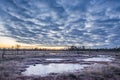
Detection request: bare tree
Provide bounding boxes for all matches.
[15,44,21,55]
[2,48,5,59]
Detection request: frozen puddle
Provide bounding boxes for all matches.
[22,55,114,76]
[76,55,114,62]
[46,58,64,61]
[83,56,114,62]
[22,63,89,76]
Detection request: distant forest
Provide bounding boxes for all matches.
[0,46,120,52]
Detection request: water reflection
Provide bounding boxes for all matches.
[22,55,114,76]
[22,63,89,76]
[83,57,114,62]
[46,58,64,61]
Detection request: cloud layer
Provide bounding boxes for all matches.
[0,0,120,47]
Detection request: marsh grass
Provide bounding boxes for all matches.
[0,62,120,80]
[0,51,120,80]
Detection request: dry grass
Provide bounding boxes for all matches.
[0,60,24,80]
[0,62,119,80]
[0,50,120,80]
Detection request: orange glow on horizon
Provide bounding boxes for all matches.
[0,37,66,49]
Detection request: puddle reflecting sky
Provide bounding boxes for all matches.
[46,58,64,61]
[22,55,114,76]
[22,63,89,76]
[83,57,114,62]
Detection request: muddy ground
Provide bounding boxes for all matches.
[0,51,120,80]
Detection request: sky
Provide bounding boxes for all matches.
[0,0,120,48]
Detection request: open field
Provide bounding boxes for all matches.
[0,50,120,80]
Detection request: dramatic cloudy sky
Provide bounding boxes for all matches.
[0,0,120,48]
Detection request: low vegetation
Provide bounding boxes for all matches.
[0,49,120,80]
